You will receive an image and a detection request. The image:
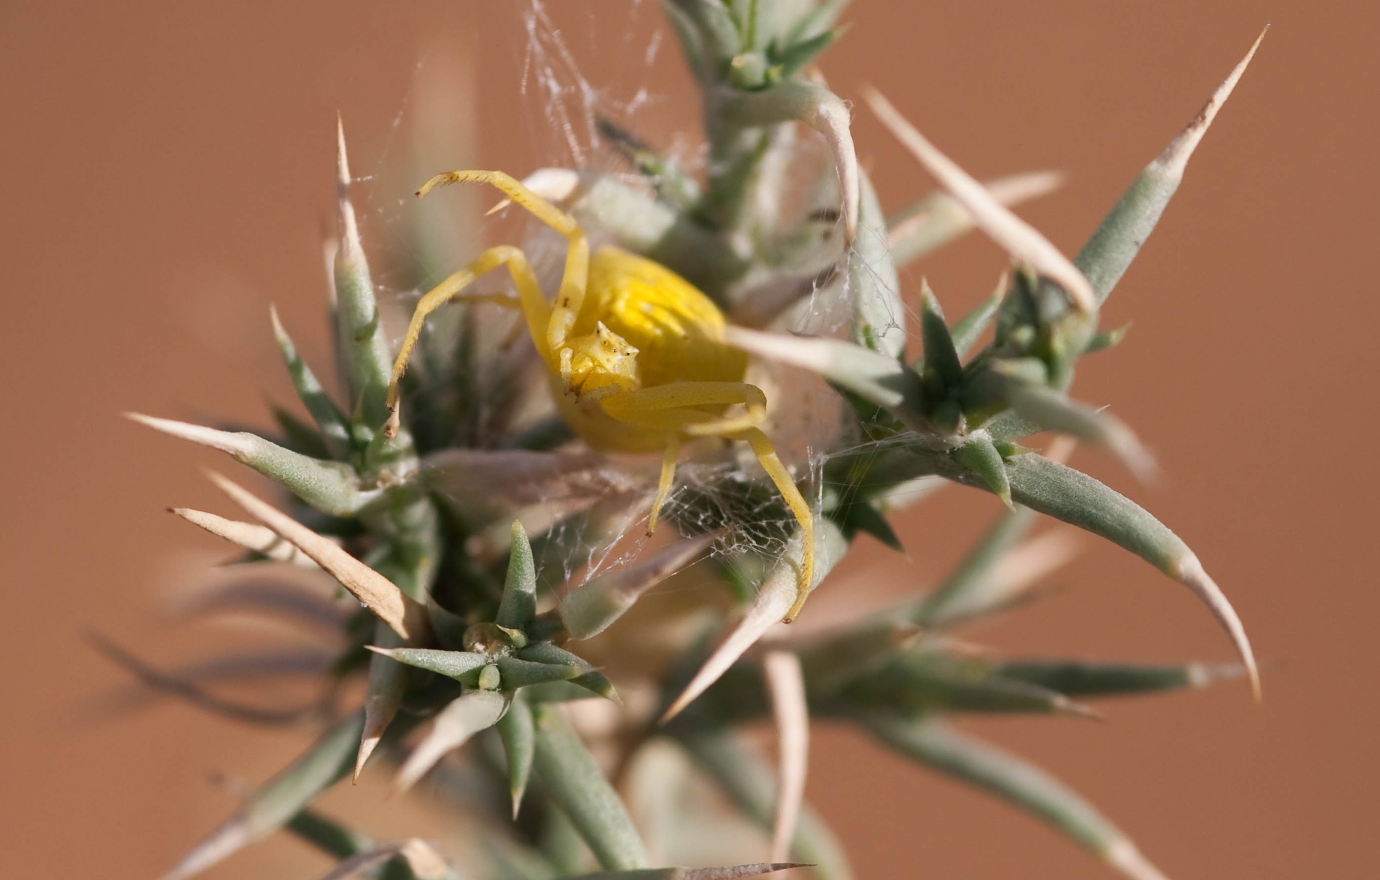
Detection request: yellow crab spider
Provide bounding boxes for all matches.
[382,170,815,622]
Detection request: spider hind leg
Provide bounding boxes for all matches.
[601,383,816,621]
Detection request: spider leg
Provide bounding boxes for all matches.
[602,383,814,621]
[417,170,589,357]
[602,382,768,436]
[384,245,549,437]
[647,436,682,536]
[728,427,815,623]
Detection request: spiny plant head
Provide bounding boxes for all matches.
[112,5,1265,880]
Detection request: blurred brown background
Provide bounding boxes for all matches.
[2,1,1375,878]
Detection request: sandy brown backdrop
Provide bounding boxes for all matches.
[3,2,1375,878]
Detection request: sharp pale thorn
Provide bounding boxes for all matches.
[764,651,808,864]
[159,818,252,880]
[398,840,450,880]
[676,865,813,880]
[268,302,288,344]
[127,413,256,459]
[1101,416,1160,485]
[321,238,339,309]
[354,694,394,784]
[887,169,1066,249]
[811,97,860,242]
[661,573,795,724]
[1174,553,1261,701]
[207,471,423,642]
[986,169,1067,205]
[314,841,448,880]
[392,691,507,795]
[988,529,1083,597]
[1154,27,1268,178]
[335,114,351,190]
[862,87,1096,311]
[171,507,319,568]
[392,730,456,796]
[1056,697,1105,722]
[1045,436,1078,465]
[335,116,363,261]
[1105,837,1172,880]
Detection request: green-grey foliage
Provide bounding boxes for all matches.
[118,6,1265,880]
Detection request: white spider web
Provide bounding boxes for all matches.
[346,0,927,599]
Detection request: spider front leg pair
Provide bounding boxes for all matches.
[382,169,817,622]
[384,170,587,438]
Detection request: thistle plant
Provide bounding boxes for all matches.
[115,4,1266,879]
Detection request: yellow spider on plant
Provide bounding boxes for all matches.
[382,170,816,621]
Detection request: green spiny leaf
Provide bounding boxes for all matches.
[496,521,537,630]
[840,651,1099,719]
[828,496,904,552]
[668,0,741,68]
[333,120,396,432]
[676,730,854,880]
[1076,30,1265,306]
[952,452,1258,694]
[532,704,650,871]
[919,281,964,389]
[282,807,372,861]
[861,714,1167,880]
[948,278,1006,359]
[496,656,585,689]
[796,620,920,699]
[357,622,408,781]
[496,692,535,818]
[661,522,849,722]
[393,690,509,794]
[270,305,351,459]
[518,643,620,703]
[1005,384,1155,482]
[270,405,333,461]
[366,646,487,687]
[950,434,1012,509]
[160,710,365,880]
[1084,323,1130,355]
[130,414,386,517]
[787,0,848,43]
[520,681,608,704]
[769,25,840,81]
[995,658,1246,697]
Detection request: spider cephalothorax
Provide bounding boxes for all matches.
[384,170,816,620]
